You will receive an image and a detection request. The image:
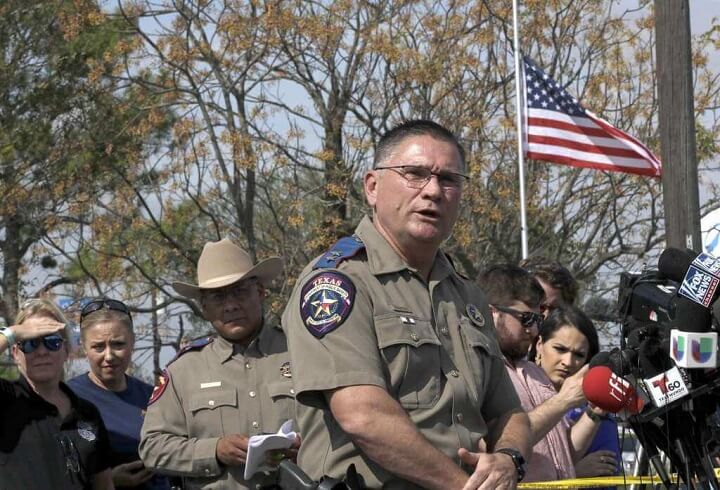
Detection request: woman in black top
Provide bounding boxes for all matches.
[0,298,114,490]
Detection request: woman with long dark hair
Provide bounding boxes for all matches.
[531,306,621,481]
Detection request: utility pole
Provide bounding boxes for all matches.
[655,0,701,251]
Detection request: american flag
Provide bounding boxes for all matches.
[523,56,662,177]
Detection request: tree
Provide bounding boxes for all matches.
[0,0,163,323]
[58,0,720,351]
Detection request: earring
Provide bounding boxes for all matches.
[535,352,542,366]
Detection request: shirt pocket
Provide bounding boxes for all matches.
[188,389,237,437]
[263,380,296,431]
[375,314,442,409]
[459,318,503,405]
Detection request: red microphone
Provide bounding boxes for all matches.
[582,366,644,414]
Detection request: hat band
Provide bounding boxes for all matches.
[200,271,249,288]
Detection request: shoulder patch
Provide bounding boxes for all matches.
[466,304,486,327]
[313,235,365,270]
[148,369,170,405]
[168,336,214,366]
[300,271,356,338]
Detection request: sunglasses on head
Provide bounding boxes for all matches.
[80,298,132,325]
[17,334,65,354]
[493,305,544,330]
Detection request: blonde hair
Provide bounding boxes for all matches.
[16,299,70,341]
[80,309,133,341]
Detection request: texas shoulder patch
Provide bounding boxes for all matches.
[300,271,356,338]
[148,369,170,405]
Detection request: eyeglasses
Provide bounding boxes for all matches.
[492,305,544,330]
[201,279,259,306]
[17,334,65,354]
[56,434,85,485]
[80,298,132,325]
[375,165,469,189]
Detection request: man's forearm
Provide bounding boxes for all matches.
[526,394,571,446]
[329,385,467,490]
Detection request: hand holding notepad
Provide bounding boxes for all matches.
[243,419,297,480]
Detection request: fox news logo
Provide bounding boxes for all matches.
[679,265,720,307]
[693,252,720,277]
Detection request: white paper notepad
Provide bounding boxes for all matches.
[243,419,297,480]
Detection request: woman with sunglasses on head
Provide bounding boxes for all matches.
[530,306,621,485]
[67,298,171,490]
[0,298,114,490]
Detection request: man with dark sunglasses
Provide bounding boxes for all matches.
[0,298,114,490]
[139,239,297,490]
[478,264,593,483]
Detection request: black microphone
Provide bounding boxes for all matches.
[671,294,712,333]
[638,335,689,408]
[589,349,638,377]
[658,247,697,282]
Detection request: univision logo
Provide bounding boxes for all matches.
[673,336,714,363]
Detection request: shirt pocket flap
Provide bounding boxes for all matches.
[267,380,295,399]
[189,389,237,412]
[460,318,502,357]
[375,314,441,349]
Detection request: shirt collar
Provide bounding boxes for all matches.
[212,318,280,362]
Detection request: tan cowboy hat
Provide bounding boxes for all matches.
[172,239,283,299]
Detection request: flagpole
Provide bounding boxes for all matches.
[512,0,529,259]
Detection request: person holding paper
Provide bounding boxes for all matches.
[139,239,298,489]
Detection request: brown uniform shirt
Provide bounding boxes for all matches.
[139,322,294,490]
[282,216,522,489]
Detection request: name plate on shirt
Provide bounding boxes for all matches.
[200,381,222,389]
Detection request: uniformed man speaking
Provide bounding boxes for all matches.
[283,120,532,489]
[140,239,298,489]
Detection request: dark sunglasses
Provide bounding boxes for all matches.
[493,305,544,330]
[80,298,132,325]
[18,334,65,354]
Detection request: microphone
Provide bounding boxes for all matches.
[589,348,637,377]
[638,336,690,408]
[658,247,720,308]
[671,295,711,333]
[582,366,644,414]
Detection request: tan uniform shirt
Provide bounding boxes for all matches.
[282,216,522,489]
[139,322,295,490]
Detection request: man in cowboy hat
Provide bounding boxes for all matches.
[139,238,299,490]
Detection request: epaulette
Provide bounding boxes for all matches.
[167,336,214,366]
[313,235,365,270]
[444,252,470,280]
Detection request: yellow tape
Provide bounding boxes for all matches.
[519,468,720,489]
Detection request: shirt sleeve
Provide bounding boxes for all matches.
[139,368,222,477]
[282,268,387,405]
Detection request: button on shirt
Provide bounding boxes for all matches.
[0,377,112,490]
[283,215,522,488]
[139,323,295,490]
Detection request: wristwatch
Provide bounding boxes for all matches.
[495,447,527,482]
[0,327,15,346]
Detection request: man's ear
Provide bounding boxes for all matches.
[364,170,379,208]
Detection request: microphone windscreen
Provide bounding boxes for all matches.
[583,366,644,414]
[672,295,712,333]
[588,351,611,368]
[638,337,674,377]
[658,247,697,282]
